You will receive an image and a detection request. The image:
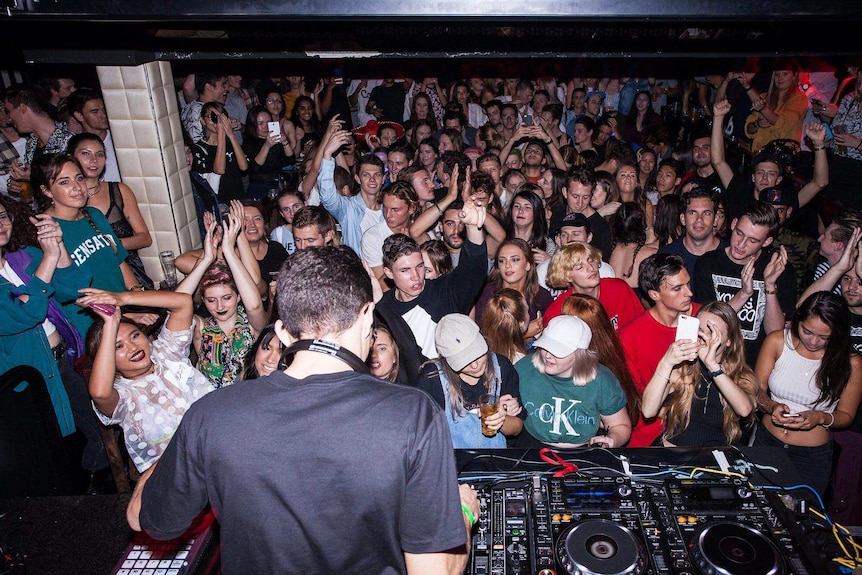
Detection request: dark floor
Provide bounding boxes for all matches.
[0,493,133,575]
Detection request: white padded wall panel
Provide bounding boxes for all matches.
[98,61,201,285]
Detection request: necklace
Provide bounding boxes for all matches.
[87,183,103,198]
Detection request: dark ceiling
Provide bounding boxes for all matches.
[1,0,860,78]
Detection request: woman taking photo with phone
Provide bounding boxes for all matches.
[242,106,295,201]
[641,302,757,447]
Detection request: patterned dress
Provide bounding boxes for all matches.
[197,306,255,388]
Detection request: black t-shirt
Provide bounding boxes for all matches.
[664,374,729,447]
[702,171,726,196]
[376,238,488,361]
[258,241,289,279]
[368,84,406,123]
[659,237,727,279]
[192,140,246,202]
[242,137,293,182]
[724,174,756,223]
[679,170,725,196]
[692,246,796,366]
[139,370,466,574]
[416,353,526,419]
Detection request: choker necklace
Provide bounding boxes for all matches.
[87,183,102,198]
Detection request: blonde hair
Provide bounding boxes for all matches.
[531,348,599,386]
[545,241,602,290]
[663,301,757,444]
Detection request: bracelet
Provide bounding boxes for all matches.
[823,412,835,429]
[434,202,444,217]
[813,145,826,152]
[764,287,778,295]
[856,141,862,150]
[461,503,477,527]
[129,285,145,292]
[743,85,752,91]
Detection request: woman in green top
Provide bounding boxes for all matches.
[31,153,142,338]
[515,315,632,449]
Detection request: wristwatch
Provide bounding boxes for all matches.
[708,368,725,379]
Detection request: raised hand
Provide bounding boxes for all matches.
[763,245,788,287]
[804,122,827,147]
[713,99,731,117]
[697,319,724,372]
[459,201,486,229]
[738,257,754,296]
[661,338,700,368]
[30,214,63,258]
[834,226,862,274]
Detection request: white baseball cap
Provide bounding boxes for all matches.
[533,315,592,357]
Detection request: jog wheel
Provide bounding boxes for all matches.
[555,519,645,575]
[690,521,784,575]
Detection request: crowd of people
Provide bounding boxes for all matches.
[2,56,862,570]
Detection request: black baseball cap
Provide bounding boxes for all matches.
[552,212,592,237]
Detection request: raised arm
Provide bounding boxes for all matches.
[85,305,122,417]
[222,204,267,333]
[302,114,346,197]
[409,164,461,241]
[761,246,789,336]
[797,122,829,208]
[317,118,356,220]
[175,213,220,298]
[499,125,530,165]
[641,340,699,418]
[710,99,735,189]
[77,287,194,333]
[535,125,568,170]
[213,117,227,176]
[797,227,861,306]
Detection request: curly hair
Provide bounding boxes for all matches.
[0,194,37,253]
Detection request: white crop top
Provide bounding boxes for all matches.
[767,330,835,414]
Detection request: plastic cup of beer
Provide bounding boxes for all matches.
[479,393,499,437]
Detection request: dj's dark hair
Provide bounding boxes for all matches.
[276,246,372,338]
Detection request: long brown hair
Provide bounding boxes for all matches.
[431,352,497,417]
[664,301,757,444]
[481,288,528,363]
[487,239,539,309]
[561,294,640,424]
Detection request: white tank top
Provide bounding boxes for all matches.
[767,329,835,414]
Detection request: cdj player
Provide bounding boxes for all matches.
[458,448,829,575]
